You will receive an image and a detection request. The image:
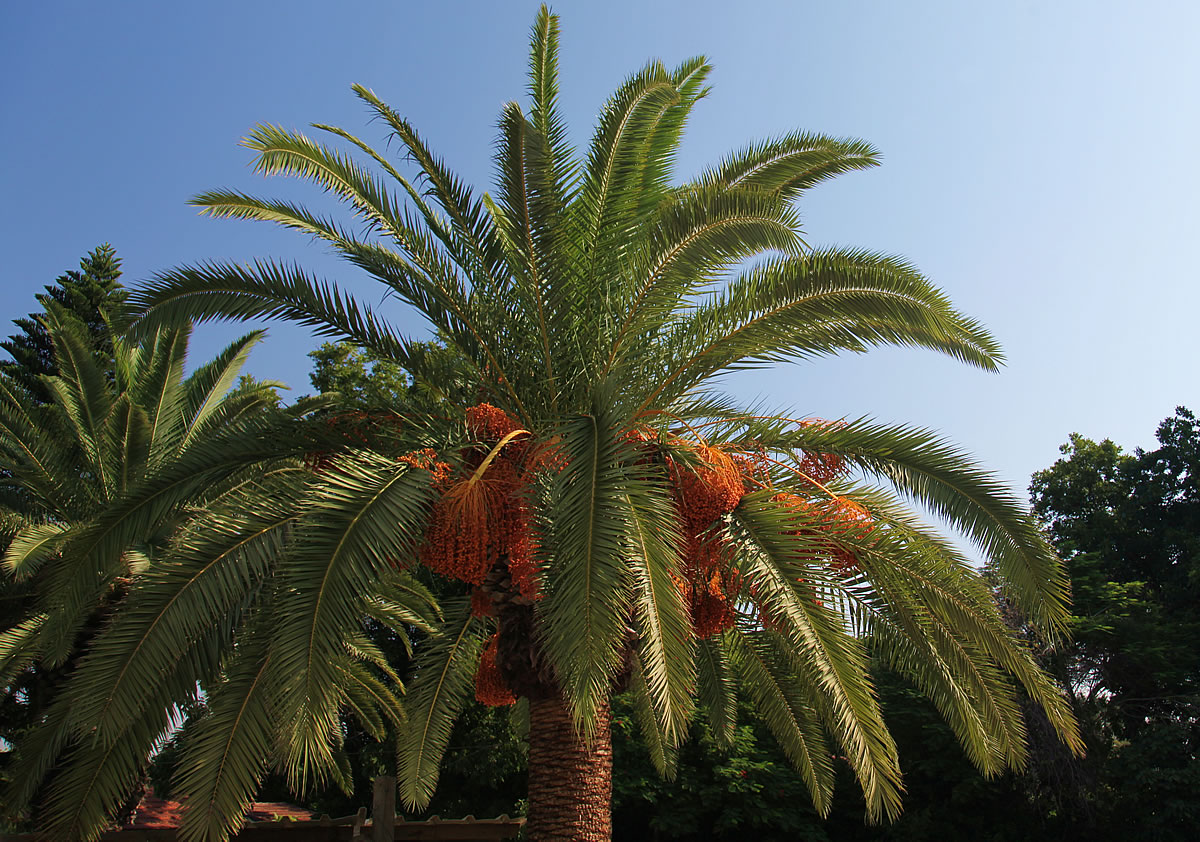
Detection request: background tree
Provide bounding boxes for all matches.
[0,310,298,833]
[0,244,126,404]
[307,339,470,415]
[1029,407,1200,839]
[1,246,130,719]
[1,250,128,829]
[308,342,411,411]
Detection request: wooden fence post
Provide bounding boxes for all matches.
[372,776,395,842]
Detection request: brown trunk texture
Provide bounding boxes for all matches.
[526,694,613,842]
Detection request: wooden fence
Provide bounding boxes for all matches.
[3,779,524,842]
[3,813,524,842]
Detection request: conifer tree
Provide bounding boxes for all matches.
[1,244,127,403]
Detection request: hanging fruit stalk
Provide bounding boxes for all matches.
[475,633,517,706]
[402,408,876,700]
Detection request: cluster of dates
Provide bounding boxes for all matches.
[360,405,872,706]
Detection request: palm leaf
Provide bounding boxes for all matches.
[624,482,695,744]
[134,326,190,465]
[537,406,637,739]
[733,495,903,820]
[727,629,837,816]
[180,330,269,445]
[176,630,277,842]
[3,520,69,578]
[397,598,486,810]
[764,417,1071,637]
[65,476,301,740]
[127,259,422,370]
[269,451,434,790]
[697,131,880,200]
[695,636,738,748]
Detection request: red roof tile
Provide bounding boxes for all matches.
[127,796,315,828]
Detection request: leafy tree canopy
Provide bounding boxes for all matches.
[308,342,411,411]
[0,244,127,403]
[1030,407,1200,724]
[1029,407,1200,838]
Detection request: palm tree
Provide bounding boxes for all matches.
[13,8,1080,841]
[0,308,366,835]
[0,307,285,576]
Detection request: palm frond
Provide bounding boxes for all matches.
[574,61,679,304]
[697,131,880,200]
[34,413,317,665]
[42,310,116,494]
[627,653,680,778]
[0,613,46,684]
[397,599,486,810]
[134,327,190,467]
[695,636,738,748]
[640,248,1002,413]
[624,482,695,744]
[494,102,562,409]
[3,520,69,578]
[762,418,1071,637]
[127,260,421,369]
[526,5,577,200]
[605,186,800,381]
[537,406,637,739]
[65,477,301,739]
[726,629,837,817]
[733,495,904,821]
[180,331,266,443]
[176,631,277,842]
[348,85,506,285]
[269,451,434,790]
[103,393,151,494]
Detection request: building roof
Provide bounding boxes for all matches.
[129,796,317,828]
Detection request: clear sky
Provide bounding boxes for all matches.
[3,0,1197,495]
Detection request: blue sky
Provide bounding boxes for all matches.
[3,0,1197,494]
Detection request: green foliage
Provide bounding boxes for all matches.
[0,244,127,404]
[612,696,830,841]
[612,672,1073,842]
[1098,720,1200,838]
[0,313,302,837]
[1027,407,1200,839]
[307,339,469,415]
[1030,409,1200,721]
[15,7,1079,839]
[308,342,411,411]
[416,702,527,820]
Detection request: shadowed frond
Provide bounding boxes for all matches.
[128,260,422,368]
[397,599,486,810]
[64,475,303,740]
[269,451,436,790]
[3,520,69,578]
[176,630,277,842]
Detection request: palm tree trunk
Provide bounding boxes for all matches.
[526,694,612,842]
